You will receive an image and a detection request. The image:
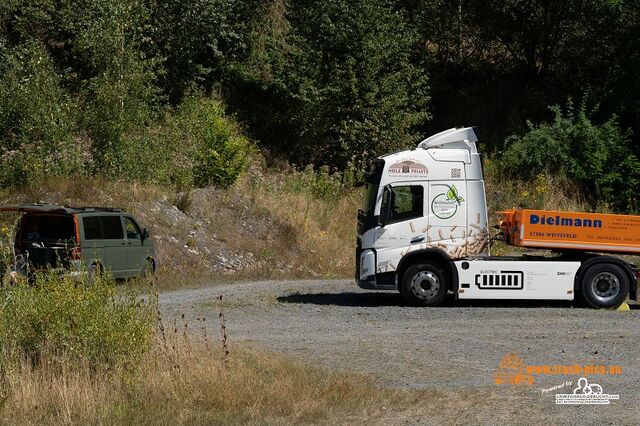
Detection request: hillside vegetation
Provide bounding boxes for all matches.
[2,0,640,212]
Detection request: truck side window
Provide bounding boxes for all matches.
[387,185,424,223]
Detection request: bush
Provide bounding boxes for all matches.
[283,165,348,200]
[0,272,155,371]
[500,102,640,212]
[114,96,251,189]
[180,97,251,188]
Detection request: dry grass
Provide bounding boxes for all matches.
[245,175,358,280]
[0,338,415,425]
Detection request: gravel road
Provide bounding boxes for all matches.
[160,279,640,425]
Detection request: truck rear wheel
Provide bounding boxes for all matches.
[401,263,447,307]
[580,263,629,309]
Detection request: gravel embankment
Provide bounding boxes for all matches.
[160,279,640,425]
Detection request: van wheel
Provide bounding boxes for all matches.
[401,263,447,307]
[580,263,629,309]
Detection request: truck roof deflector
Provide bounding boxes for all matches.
[417,127,479,149]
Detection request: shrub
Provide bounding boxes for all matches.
[115,96,251,189]
[179,97,251,188]
[500,102,640,212]
[284,165,347,200]
[0,272,155,371]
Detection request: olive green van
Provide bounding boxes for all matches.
[0,204,156,279]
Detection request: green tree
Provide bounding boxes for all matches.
[152,0,260,102]
[232,0,430,170]
[0,40,82,186]
[69,0,159,175]
[401,0,622,150]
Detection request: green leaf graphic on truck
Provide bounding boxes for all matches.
[432,185,464,219]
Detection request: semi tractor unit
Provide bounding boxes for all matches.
[356,127,639,308]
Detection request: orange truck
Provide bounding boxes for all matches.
[500,209,640,254]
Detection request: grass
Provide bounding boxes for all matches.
[0,331,417,425]
[0,271,417,424]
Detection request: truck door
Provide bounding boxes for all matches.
[373,183,428,273]
[428,181,468,257]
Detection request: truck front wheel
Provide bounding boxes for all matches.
[401,263,448,307]
[580,263,629,309]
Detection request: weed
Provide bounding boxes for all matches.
[0,272,155,372]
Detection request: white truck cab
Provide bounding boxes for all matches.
[356,127,638,308]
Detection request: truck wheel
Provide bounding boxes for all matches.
[401,263,447,307]
[580,263,629,309]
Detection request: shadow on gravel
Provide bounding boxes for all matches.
[276,292,639,309]
[278,292,405,307]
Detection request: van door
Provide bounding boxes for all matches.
[123,216,146,275]
[81,215,127,278]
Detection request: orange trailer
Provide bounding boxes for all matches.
[500,209,640,254]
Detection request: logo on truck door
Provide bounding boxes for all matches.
[431,185,464,219]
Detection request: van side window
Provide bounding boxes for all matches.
[101,216,124,239]
[83,217,102,240]
[384,185,424,223]
[82,216,124,240]
[123,217,141,240]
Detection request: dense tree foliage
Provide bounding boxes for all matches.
[228,0,430,170]
[0,0,639,209]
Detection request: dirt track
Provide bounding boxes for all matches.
[160,279,640,425]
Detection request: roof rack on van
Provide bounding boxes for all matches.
[69,206,123,212]
[0,204,123,214]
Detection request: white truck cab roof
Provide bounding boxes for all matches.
[377,127,483,184]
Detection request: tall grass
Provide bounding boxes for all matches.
[0,273,155,372]
[0,273,413,424]
[245,165,359,279]
[0,337,411,425]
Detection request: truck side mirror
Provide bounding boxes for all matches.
[142,228,150,239]
[378,186,393,227]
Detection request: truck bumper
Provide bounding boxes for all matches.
[357,275,377,290]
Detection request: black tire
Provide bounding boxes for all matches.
[580,263,629,309]
[401,262,448,307]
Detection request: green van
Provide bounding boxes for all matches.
[0,204,156,279]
